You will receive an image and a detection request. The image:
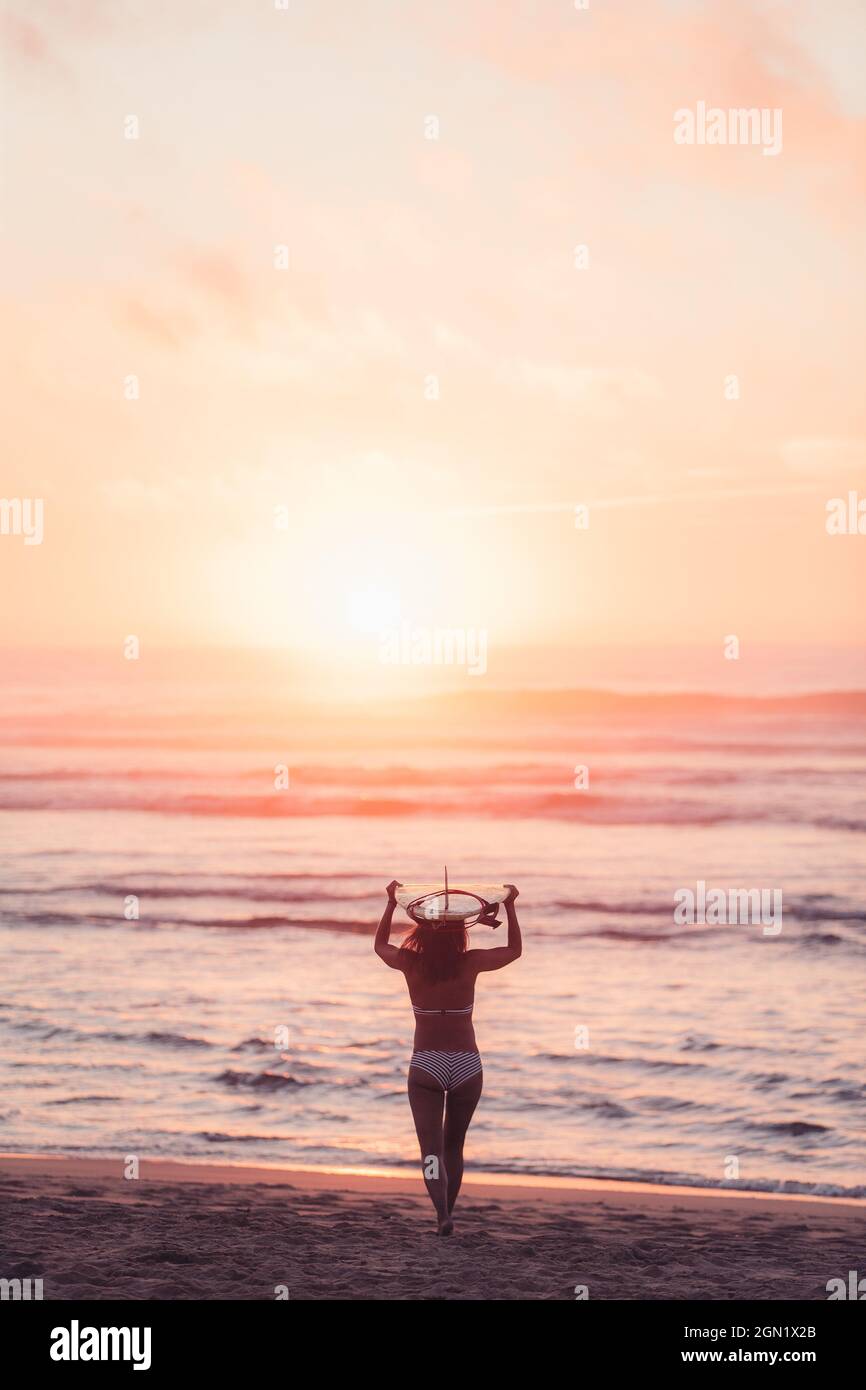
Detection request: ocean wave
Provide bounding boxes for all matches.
[574,927,680,943]
[0,879,374,903]
[747,1120,830,1136]
[196,1131,292,1143]
[579,1098,633,1119]
[144,1031,213,1049]
[44,1094,121,1105]
[534,1051,708,1071]
[2,783,865,831]
[4,899,863,943]
[4,760,864,786]
[6,1017,213,1049]
[216,1069,311,1090]
[2,909,373,933]
[230,1037,277,1053]
[815,816,866,833]
[553,898,866,926]
[679,1035,721,1051]
[425,1159,866,1201]
[641,1095,699,1111]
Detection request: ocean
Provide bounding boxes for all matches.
[1,655,864,1199]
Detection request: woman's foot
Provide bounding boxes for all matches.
[437,1215,454,1237]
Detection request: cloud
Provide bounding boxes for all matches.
[1,15,49,62]
[432,323,662,412]
[176,249,250,311]
[414,0,866,212]
[434,484,820,519]
[0,14,66,77]
[515,362,661,407]
[117,299,193,349]
[781,438,866,477]
[168,247,260,339]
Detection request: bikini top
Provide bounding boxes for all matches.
[412,1004,474,1016]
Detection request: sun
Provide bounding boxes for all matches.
[345,586,402,635]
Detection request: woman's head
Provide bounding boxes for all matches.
[400,923,468,982]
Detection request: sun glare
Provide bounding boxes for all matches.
[346,587,402,635]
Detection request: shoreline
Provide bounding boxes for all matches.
[2,1152,862,1215]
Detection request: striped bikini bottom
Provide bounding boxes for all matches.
[409,1050,483,1092]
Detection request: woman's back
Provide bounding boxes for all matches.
[404,953,476,1010]
[404,955,478,1050]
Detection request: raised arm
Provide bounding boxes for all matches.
[374,880,405,970]
[468,884,522,972]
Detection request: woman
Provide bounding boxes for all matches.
[374,879,522,1235]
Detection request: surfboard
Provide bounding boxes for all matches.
[395,869,507,927]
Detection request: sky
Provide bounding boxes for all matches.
[2,0,865,674]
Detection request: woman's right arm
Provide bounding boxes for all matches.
[469,885,522,971]
[374,881,405,969]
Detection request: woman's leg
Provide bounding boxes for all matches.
[443,1070,483,1213]
[407,1067,451,1232]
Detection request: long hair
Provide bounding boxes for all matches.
[400,923,468,983]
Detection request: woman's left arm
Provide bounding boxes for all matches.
[374,881,404,969]
[468,885,522,971]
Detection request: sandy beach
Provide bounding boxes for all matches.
[1,1154,861,1301]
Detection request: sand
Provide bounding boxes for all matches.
[1,1154,862,1301]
